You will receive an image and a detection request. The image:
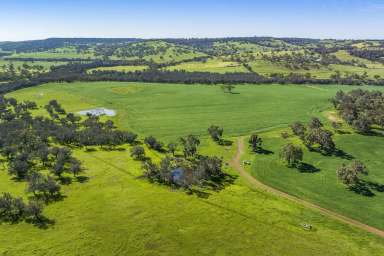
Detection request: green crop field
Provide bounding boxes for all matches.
[9,46,97,59]
[1,133,384,255]
[2,4,384,254]
[248,59,333,78]
[9,82,384,141]
[110,41,207,63]
[165,58,248,73]
[248,126,384,230]
[4,82,384,255]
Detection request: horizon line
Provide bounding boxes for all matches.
[2,35,384,43]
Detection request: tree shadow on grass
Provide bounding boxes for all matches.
[59,176,72,185]
[185,173,237,198]
[84,147,98,152]
[29,193,67,205]
[219,139,233,146]
[312,147,354,160]
[26,216,55,229]
[336,130,351,135]
[101,147,126,152]
[186,188,211,199]
[204,173,237,192]
[297,162,320,173]
[358,130,384,138]
[345,178,384,197]
[254,148,274,155]
[332,149,354,160]
[366,181,384,193]
[349,181,375,197]
[76,175,90,183]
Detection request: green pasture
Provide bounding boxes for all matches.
[1,136,384,255]
[9,46,97,59]
[165,58,248,73]
[10,82,380,141]
[3,81,384,255]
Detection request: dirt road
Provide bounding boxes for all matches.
[229,137,384,238]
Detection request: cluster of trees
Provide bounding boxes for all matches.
[332,89,384,133]
[3,59,384,96]
[337,160,368,187]
[0,97,80,181]
[0,62,47,82]
[261,51,367,71]
[329,71,383,86]
[131,130,227,190]
[0,193,45,225]
[144,136,164,151]
[290,118,336,154]
[0,96,138,226]
[279,143,303,168]
[142,155,224,189]
[261,52,325,70]
[35,100,138,147]
[99,42,169,59]
[249,134,263,152]
[208,125,224,143]
[349,49,384,63]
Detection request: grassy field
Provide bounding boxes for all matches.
[4,82,384,254]
[248,123,384,230]
[111,41,207,63]
[8,82,375,141]
[87,65,148,73]
[165,58,248,73]
[1,136,384,255]
[9,46,97,59]
[248,59,333,78]
[9,82,384,141]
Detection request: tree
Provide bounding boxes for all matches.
[70,158,82,177]
[352,116,371,133]
[44,176,61,197]
[248,134,262,152]
[290,122,306,139]
[130,146,145,160]
[8,153,31,179]
[331,121,342,130]
[280,143,303,167]
[25,199,44,222]
[208,125,223,142]
[27,172,61,199]
[221,85,235,93]
[337,160,368,186]
[305,128,335,153]
[167,142,178,156]
[144,136,163,151]
[0,193,26,223]
[316,129,335,153]
[281,131,289,139]
[179,135,200,158]
[27,172,45,196]
[308,117,323,129]
[142,160,159,181]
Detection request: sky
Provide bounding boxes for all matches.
[1,0,384,41]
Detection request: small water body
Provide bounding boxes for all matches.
[78,108,116,117]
